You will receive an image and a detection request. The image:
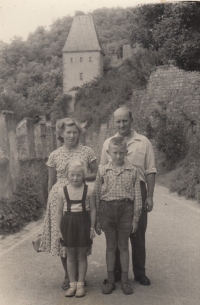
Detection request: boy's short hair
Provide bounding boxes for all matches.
[108,137,127,149]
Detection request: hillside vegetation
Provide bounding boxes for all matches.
[0,3,200,123]
[0,3,200,202]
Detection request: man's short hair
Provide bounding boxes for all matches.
[109,137,127,149]
[113,106,133,120]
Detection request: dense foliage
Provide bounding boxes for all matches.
[128,4,165,49]
[1,3,199,124]
[0,160,48,234]
[74,48,162,128]
[128,2,200,70]
[145,81,200,201]
[0,8,131,122]
[0,3,200,204]
[147,101,189,170]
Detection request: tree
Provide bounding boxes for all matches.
[93,8,130,55]
[128,4,165,49]
[153,2,200,70]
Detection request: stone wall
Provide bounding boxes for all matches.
[131,64,200,132]
[2,64,200,200]
[0,112,105,201]
[0,111,20,199]
[129,64,200,173]
[0,112,57,200]
[94,64,200,174]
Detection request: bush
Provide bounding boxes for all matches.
[0,161,48,234]
[74,48,162,130]
[148,101,189,170]
[169,158,200,201]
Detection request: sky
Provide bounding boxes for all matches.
[0,0,163,43]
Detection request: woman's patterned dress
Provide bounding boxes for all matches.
[39,145,96,257]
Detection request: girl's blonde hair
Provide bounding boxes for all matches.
[64,159,86,178]
[57,118,85,143]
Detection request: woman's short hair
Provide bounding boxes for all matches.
[56,118,83,142]
[64,159,86,178]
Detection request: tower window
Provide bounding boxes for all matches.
[80,73,83,80]
[89,57,92,62]
[70,58,73,62]
[80,57,83,62]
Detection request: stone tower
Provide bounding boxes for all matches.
[62,14,104,93]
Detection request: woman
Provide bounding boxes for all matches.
[39,118,97,290]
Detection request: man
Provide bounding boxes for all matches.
[100,106,156,286]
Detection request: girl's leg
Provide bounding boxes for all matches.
[75,247,88,297]
[77,247,88,282]
[66,247,77,283]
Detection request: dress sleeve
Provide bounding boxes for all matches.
[87,147,97,163]
[46,152,56,168]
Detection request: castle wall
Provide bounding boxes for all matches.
[0,111,20,199]
[63,51,103,93]
[131,64,200,132]
[0,114,56,201]
[141,65,200,114]
[0,113,95,201]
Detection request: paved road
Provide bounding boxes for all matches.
[0,185,200,305]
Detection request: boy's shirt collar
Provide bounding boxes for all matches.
[106,159,132,173]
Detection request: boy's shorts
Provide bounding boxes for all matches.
[99,199,134,233]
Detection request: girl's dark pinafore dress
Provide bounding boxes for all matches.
[60,184,92,248]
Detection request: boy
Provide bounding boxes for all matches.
[95,137,142,295]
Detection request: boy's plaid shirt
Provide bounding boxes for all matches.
[94,161,142,223]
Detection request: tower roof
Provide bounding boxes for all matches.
[62,14,104,54]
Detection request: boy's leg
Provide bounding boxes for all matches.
[118,231,129,273]
[100,201,118,294]
[102,229,117,294]
[114,247,122,281]
[105,230,118,282]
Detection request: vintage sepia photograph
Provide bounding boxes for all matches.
[0,0,200,304]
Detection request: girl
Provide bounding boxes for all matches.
[57,159,96,298]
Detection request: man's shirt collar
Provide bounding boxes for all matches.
[115,130,142,145]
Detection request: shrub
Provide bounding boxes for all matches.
[0,160,48,234]
[148,101,189,170]
[169,158,200,201]
[74,48,162,130]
